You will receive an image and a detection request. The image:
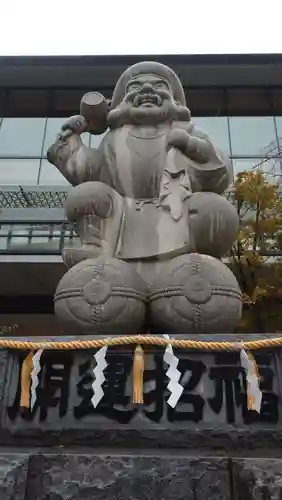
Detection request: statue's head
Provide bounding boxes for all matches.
[107,61,191,128]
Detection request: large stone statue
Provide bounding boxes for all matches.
[48,61,242,335]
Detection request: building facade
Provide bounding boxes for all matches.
[0,54,282,498]
[0,53,282,321]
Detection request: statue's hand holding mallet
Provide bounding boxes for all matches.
[59,92,110,140]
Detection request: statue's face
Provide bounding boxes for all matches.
[123,74,174,109]
[107,72,190,128]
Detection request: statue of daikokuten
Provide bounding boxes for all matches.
[48,61,242,335]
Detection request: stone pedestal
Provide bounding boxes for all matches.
[3,453,282,500]
[0,334,282,499]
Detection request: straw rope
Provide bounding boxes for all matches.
[1,335,282,351]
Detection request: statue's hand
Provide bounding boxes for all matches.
[47,115,89,169]
[59,115,89,139]
[167,128,215,165]
[166,128,190,153]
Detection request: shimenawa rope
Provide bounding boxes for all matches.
[2,334,282,351]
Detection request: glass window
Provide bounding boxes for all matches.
[229,117,277,156]
[276,117,282,135]
[232,158,282,183]
[0,159,40,185]
[0,225,8,250]
[39,159,69,185]
[6,226,30,247]
[0,118,46,156]
[193,117,230,154]
[90,133,105,148]
[64,228,79,247]
[275,118,282,153]
[29,227,52,245]
[81,133,91,147]
[43,118,90,155]
[43,118,65,155]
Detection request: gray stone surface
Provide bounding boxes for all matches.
[54,257,148,334]
[26,454,230,500]
[3,452,282,499]
[149,253,242,334]
[48,60,242,335]
[232,458,282,499]
[0,454,29,500]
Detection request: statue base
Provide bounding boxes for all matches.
[0,333,282,499]
[3,451,282,499]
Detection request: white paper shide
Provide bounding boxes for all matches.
[163,335,184,408]
[30,349,43,411]
[91,346,108,408]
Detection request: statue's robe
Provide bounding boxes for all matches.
[48,122,232,260]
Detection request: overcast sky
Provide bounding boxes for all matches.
[0,0,281,56]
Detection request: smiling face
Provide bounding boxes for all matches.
[107,72,191,129]
[124,74,174,109]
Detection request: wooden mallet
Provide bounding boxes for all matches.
[80,92,110,135]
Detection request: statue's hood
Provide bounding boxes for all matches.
[111,61,186,109]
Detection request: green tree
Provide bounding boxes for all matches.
[228,170,282,332]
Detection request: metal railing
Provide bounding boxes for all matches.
[1,219,282,258]
[0,219,78,255]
